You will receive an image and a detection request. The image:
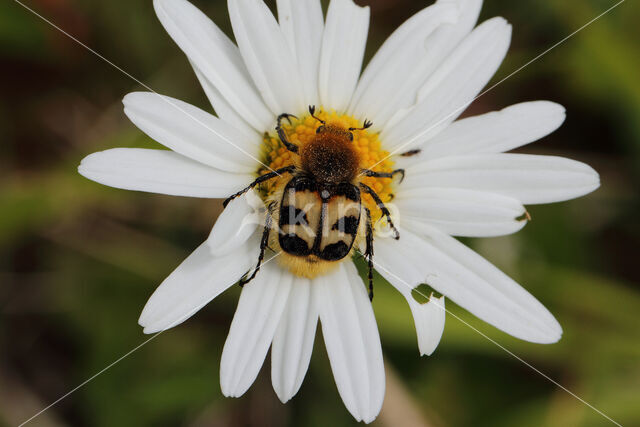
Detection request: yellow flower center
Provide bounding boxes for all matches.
[257,110,396,223]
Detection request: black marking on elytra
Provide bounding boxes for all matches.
[335,182,360,201]
[311,201,328,254]
[280,234,311,256]
[291,176,317,192]
[320,241,350,261]
[279,206,309,227]
[332,215,359,236]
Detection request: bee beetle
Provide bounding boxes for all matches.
[224,106,406,300]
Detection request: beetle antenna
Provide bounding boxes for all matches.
[349,119,373,132]
[309,105,326,124]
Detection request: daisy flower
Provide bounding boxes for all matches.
[78,0,600,422]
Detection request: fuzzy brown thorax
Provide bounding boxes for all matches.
[299,125,360,184]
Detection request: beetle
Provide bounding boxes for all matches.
[223,106,406,300]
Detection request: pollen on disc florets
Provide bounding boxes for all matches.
[258,109,396,223]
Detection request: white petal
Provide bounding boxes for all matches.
[409,295,446,356]
[271,276,318,403]
[191,60,257,136]
[154,0,272,131]
[220,263,293,397]
[348,2,459,127]
[228,0,305,115]
[375,228,562,344]
[123,92,260,173]
[207,190,263,256]
[78,148,251,198]
[402,153,600,205]
[396,188,527,237]
[382,17,511,151]
[351,0,485,126]
[138,238,258,333]
[415,16,509,104]
[371,237,447,355]
[316,262,384,423]
[433,0,483,42]
[318,0,370,113]
[276,0,324,104]
[421,101,566,159]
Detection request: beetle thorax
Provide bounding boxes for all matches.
[299,125,360,184]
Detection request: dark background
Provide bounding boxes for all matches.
[1,0,638,426]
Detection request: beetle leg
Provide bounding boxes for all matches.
[359,182,400,240]
[223,165,295,207]
[276,113,299,154]
[239,202,275,287]
[360,168,405,183]
[364,207,375,301]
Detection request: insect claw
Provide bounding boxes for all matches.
[277,113,298,126]
[284,113,297,125]
[393,169,405,183]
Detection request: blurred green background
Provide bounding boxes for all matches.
[1,0,639,426]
